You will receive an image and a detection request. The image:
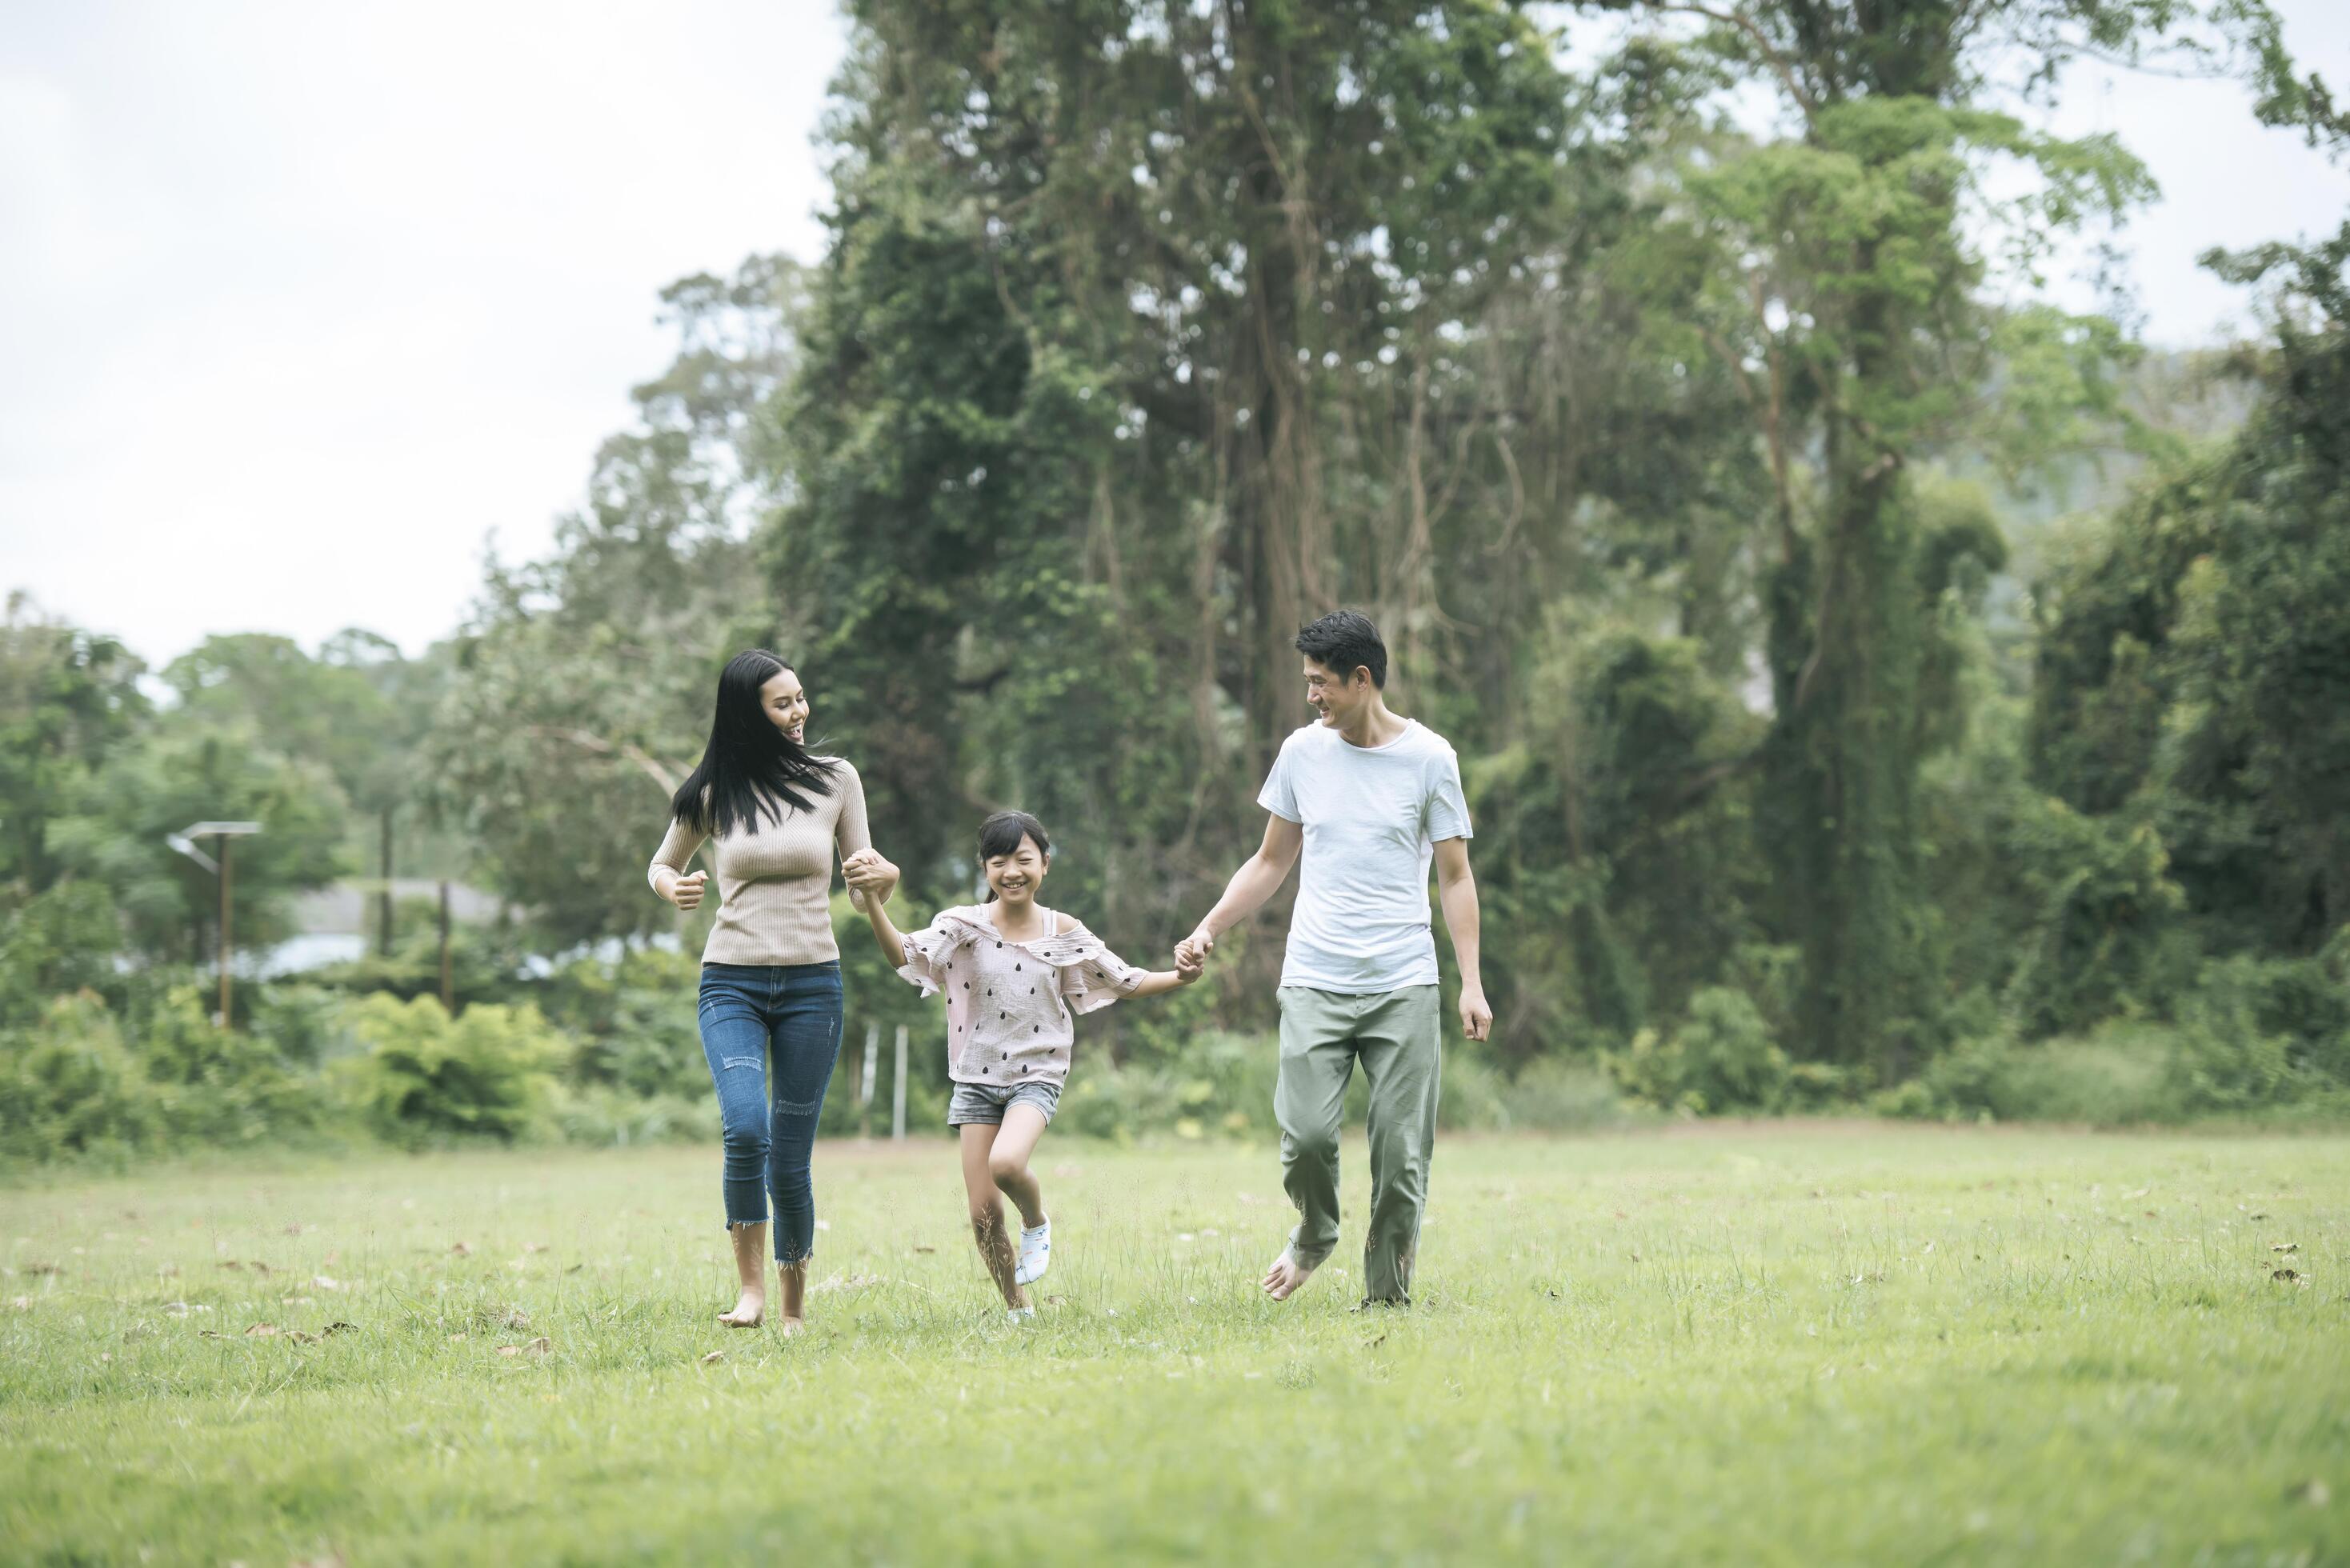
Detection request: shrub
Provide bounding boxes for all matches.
[338,994,561,1147]
[0,993,161,1162]
[1498,1058,1635,1133]
[0,882,122,1029]
[133,984,326,1144]
[535,947,707,1101]
[1608,987,1789,1114]
[554,1085,720,1147]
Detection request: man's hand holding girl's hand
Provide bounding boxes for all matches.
[1173,928,1215,970]
[665,870,709,912]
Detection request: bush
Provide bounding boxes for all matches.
[554,1085,721,1147]
[0,882,122,1029]
[1877,1028,2180,1125]
[133,984,327,1145]
[0,993,161,1162]
[1497,1058,1635,1133]
[2159,952,2350,1114]
[1608,987,1790,1114]
[534,946,707,1101]
[337,994,561,1147]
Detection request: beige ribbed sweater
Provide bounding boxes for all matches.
[647,760,871,966]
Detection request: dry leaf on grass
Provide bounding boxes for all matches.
[244,1322,278,1337]
[523,1242,549,1254]
[10,1295,32,1311]
[314,1275,342,1291]
[449,1333,469,1342]
[503,1309,530,1330]
[911,1246,935,1254]
[2271,1242,2299,1253]
[322,1321,358,1336]
[2272,1268,2304,1283]
[450,1242,472,1257]
[286,1330,321,1344]
[498,1336,552,1358]
[699,1350,727,1366]
[199,1329,225,1339]
[25,1262,61,1276]
[284,1222,307,1237]
[2286,1479,2332,1507]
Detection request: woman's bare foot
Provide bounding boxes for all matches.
[720,1221,770,1326]
[775,1314,804,1338]
[1262,1248,1319,1301]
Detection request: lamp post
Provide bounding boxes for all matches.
[166,821,262,1027]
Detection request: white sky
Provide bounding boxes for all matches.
[3,1,2345,670]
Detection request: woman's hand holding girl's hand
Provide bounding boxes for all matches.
[667,870,709,912]
[842,850,899,905]
[1174,951,1206,986]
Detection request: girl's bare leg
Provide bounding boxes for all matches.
[960,1123,1027,1309]
[987,1105,1051,1229]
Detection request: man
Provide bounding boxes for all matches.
[1177,610,1489,1306]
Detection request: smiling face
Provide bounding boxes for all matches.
[1303,655,1375,729]
[983,834,1050,910]
[759,669,810,745]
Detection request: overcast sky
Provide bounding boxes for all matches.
[4,1,2345,670]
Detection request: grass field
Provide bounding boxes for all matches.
[3,1125,2346,1564]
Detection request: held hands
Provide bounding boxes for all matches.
[1172,928,1215,972]
[667,870,709,913]
[840,849,899,906]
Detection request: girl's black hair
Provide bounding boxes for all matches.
[977,810,1051,902]
[669,649,839,837]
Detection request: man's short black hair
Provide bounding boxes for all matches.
[1295,610,1387,689]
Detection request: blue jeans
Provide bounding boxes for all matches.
[696,961,843,1264]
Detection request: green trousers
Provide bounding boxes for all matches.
[1274,984,1443,1304]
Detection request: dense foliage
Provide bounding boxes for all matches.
[2,2,2346,1161]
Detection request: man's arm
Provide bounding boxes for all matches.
[1433,837,1491,1042]
[1176,814,1303,965]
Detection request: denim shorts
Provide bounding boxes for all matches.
[947,1078,1063,1127]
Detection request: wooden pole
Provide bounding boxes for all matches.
[216,834,233,1028]
[378,808,396,958]
[891,1023,908,1141]
[438,879,454,1011]
[859,1021,880,1139]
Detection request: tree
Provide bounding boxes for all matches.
[0,595,149,891]
[1599,0,2333,1078]
[2032,222,2350,959]
[771,0,1767,1023]
[430,255,804,946]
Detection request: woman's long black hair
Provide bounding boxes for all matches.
[669,650,839,837]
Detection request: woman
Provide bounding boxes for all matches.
[649,649,887,1333]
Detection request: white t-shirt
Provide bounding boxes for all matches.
[1257,718,1473,994]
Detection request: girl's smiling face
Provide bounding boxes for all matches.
[983,834,1050,908]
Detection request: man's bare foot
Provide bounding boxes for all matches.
[718,1290,765,1328]
[1262,1249,1319,1301]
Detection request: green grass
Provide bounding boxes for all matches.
[3,1126,2346,1563]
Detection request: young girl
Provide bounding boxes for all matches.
[843,811,1199,1319]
